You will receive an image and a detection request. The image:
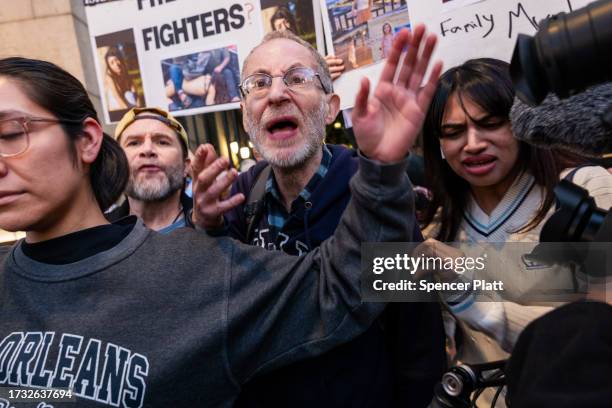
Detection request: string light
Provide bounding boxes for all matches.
[239,147,251,159]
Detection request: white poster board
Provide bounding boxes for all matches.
[320,0,595,110]
[84,0,325,123]
[409,0,594,72]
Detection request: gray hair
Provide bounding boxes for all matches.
[241,31,333,96]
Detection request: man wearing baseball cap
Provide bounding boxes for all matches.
[106,107,194,232]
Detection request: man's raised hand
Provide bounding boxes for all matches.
[352,24,442,163]
[191,144,245,229]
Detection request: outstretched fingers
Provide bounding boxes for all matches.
[215,192,245,215]
[417,60,444,112]
[196,156,230,193]
[395,24,426,88]
[352,76,371,120]
[205,168,237,204]
[379,29,411,85]
[408,32,438,94]
[192,144,217,178]
[205,167,245,215]
[191,145,208,179]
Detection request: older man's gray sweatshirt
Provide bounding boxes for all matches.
[0,157,415,407]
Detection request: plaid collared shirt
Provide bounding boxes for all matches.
[264,145,332,244]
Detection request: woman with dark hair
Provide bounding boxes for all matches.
[421,58,596,242]
[420,58,612,404]
[104,46,140,111]
[0,27,440,406]
[1,58,128,215]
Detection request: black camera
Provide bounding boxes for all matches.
[511,0,612,247]
[540,179,609,243]
[529,178,612,277]
[510,0,612,106]
[431,361,506,408]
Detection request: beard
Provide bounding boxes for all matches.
[126,162,185,202]
[245,99,327,169]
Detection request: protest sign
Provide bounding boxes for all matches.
[409,0,594,71]
[321,0,594,111]
[85,0,323,123]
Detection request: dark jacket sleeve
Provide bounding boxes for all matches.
[225,155,417,384]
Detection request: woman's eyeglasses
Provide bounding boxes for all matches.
[0,116,80,157]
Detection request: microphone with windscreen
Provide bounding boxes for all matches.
[509,0,612,157]
[510,82,612,158]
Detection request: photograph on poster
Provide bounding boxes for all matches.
[324,0,410,72]
[95,29,145,122]
[161,45,241,112]
[260,0,319,48]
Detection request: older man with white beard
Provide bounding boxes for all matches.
[191,29,446,408]
[194,31,364,251]
[106,107,194,233]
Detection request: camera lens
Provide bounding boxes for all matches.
[441,372,464,397]
[538,0,612,98]
[511,0,612,105]
[510,34,547,106]
[540,180,607,242]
